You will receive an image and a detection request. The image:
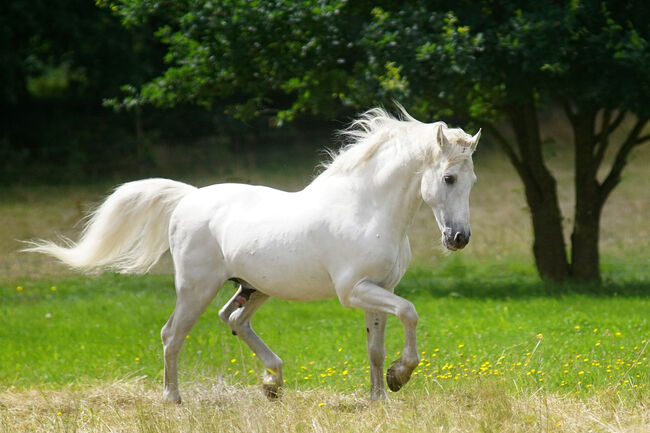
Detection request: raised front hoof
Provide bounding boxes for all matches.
[386,361,413,392]
[262,383,282,400]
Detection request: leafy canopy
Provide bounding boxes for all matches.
[104,0,650,125]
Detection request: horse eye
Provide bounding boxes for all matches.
[443,175,456,185]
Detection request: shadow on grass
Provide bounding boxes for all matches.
[4,259,648,303]
[399,257,650,299]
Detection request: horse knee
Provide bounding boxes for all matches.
[161,330,183,356]
[398,302,418,327]
[161,319,173,347]
[230,319,250,337]
[161,327,169,346]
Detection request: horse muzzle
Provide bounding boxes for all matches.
[442,229,470,251]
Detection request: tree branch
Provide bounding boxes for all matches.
[635,134,650,144]
[594,109,627,167]
[599,117,649,204]
[425,94,530,187]
[559,97,577,126]
[601,109,627,139]
[426,94,524,173]
[483,123,522,167]
[593,109,612,167]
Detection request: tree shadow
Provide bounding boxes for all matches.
[398,265,650,299]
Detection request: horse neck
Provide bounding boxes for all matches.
[365,149,424,232]
[316,142,425,235]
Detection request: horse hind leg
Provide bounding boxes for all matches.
[219,287,283,399]
[161,275,224,404]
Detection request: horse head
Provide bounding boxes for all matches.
[420,125,480,251]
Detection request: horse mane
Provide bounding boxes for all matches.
[318,106,475,177]
[319,106,423,175]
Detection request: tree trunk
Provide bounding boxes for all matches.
[567,110,649,282]
[571,205,601,281]
[508,100,570,281]
[569,110,603,282]
[527,189,571,281]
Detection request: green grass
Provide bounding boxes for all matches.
[2,268,648,403]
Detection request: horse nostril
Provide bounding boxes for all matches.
[454,232,468,246]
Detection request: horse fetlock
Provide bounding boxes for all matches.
[263,367,282,384]
[262,367,283,400]
[370,387,388,401]
[163,389,182,405]
[386,360,414,392]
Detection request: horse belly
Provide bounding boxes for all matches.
[229,247,336,301]
[218,211,337,301]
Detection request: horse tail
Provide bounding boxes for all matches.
[24,178,197,274]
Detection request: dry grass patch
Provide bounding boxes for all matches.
[1,379,648,433]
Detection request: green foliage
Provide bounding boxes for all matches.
[25,62,88,99]
[104,0,650,125]
[360,1,650,120]
[104,0,367,121]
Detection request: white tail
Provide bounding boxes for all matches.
[24,178,197,274]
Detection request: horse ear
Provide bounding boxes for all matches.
[437,124,448,151]
[470,128,481,152]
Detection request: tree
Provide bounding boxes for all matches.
[105,0,650,282]
[357,1,650,282]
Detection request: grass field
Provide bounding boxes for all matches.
[1,123,649,432]
[2,272,649,392]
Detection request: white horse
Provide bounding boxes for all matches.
[26,108,480,402]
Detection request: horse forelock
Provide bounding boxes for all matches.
[437,126,476,168]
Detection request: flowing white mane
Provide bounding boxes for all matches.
[320,107,475,176]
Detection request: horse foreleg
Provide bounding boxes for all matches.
[365,311,388,401]
[220,290,283,399]
[342,280,420,395]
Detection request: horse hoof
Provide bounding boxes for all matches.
[386,366,403,392]
[262,384,281,400]
[386,361,412,392]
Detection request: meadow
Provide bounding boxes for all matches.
[1,124,648,432]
